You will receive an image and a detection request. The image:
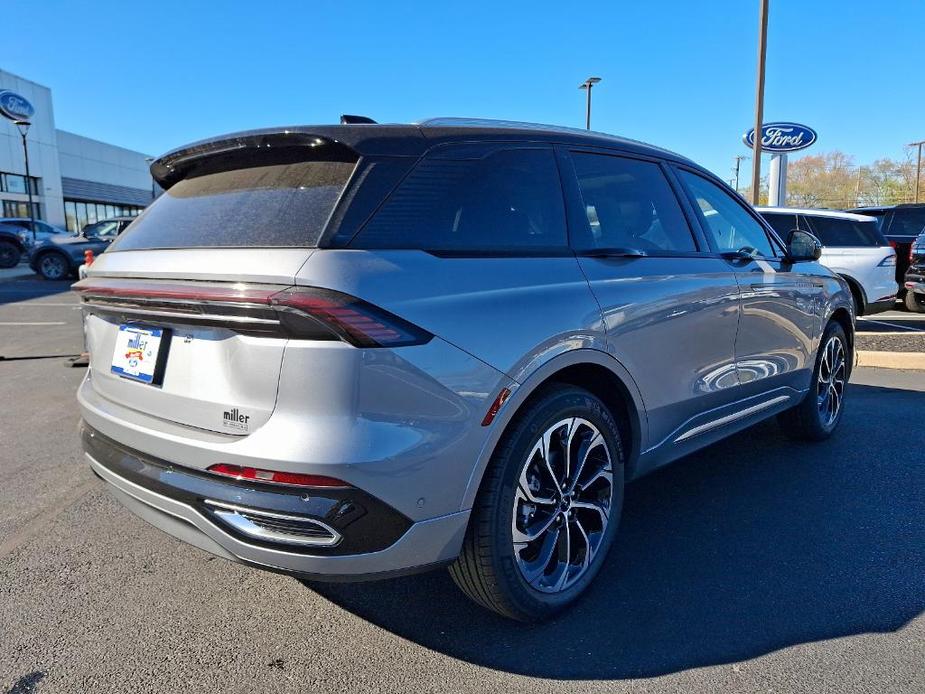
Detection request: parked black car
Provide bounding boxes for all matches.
[904,231,925,312]
[28,217,133,280]
[0,221,28,268]
[849,204,925,301]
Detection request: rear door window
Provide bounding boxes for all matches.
[110,158,357,250]
[803,216,885,247]
[352,147,567,252]
[569,152,697,253]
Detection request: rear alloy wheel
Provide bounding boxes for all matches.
[778,320,848,441]
[0,240,21,269]
[450,384,624,621]
[37,252,70,281]
[904,290,925,313]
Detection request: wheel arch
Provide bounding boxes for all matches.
[460,349,648,511]
[837,273,867,316]
[828,306,855,372]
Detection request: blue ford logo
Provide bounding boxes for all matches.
[0,90,36,122]
[743,122,817,152]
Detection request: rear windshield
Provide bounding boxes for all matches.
[804,216,885,247]
[110,159,356,250]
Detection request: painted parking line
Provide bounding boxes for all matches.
[857,319,924,333]
[0,321,68,326]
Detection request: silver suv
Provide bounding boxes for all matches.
[75,119,854,621]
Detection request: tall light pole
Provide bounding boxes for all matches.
[12,120,36,240]
[750,0,769,205]
[910,139,925,203]
[733,155,749,193]
[145,157,156,202]
[578,77,602,130]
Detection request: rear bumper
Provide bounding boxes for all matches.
[82,422,469,580]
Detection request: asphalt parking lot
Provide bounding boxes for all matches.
[1,273,923,694]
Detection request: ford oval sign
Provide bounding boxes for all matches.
[0,90,35,122]
[743,122,817,153]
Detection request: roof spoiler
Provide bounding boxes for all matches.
[149,131,359,190]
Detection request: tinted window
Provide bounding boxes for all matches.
[570,153,696,253]
[804,216,884,247]
[892,208,925,237]
[111,159,356,250]
[354,148,566,252]
[679,171,776,257]
[761,213,797,239]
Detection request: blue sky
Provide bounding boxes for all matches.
[4,0,922,181]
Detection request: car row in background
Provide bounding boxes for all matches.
[0,217,70,268]
[903,231,925,312]
[849,203,925,302]
[27,216,134,280]
[758,207,897,316]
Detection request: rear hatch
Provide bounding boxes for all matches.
[76,134,359,435]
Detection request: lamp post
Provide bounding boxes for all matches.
[733,155,749,194]
[12,120,36,241]
[578,77,602,130]
[145,157,156,202]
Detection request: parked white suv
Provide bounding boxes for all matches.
[758,208,897,315]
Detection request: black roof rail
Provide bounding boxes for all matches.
[340,114,377,124]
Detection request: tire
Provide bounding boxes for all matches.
[449,384,625,622]
[904,290,925,313]
[0,240,21,269]
[778,320,849,441]
[36,252,70,281]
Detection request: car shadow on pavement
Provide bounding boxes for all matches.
[308,383,924,680]
[0,275,74,306]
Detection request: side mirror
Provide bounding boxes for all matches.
[786,229,822,262]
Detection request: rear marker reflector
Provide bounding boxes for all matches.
[207,463,350,488]
[482,387,512,426]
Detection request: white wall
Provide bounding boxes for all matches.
[0,70,65,226]
[56,130,153,192]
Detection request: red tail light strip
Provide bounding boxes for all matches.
[73,278,431,348]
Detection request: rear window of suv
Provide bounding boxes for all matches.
[110,159,356,250]
[804,216,885,247]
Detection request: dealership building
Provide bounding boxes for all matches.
[0,68,156,232]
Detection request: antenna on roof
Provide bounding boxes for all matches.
[340,115,377,124]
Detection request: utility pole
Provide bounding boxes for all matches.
[750,0,769,205]
[578,77,602,130]
[733,155,749,193]
[854,166,863,207]
[910,139,925,203]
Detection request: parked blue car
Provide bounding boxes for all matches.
[29,217,134,280]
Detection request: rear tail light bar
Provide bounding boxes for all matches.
[207,463,350,489]
[73,279,431,348]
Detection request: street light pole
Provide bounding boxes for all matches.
[750,0,769,205]
[13,120,36,241]
[910,139,925,203]
[578,77,602,130]
[733,155,749,193]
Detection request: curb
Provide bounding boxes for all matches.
[857,350,925,371]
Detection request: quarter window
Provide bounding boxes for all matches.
[570,152,697,253]
[679,170,776,257]
[354,147,567,252]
